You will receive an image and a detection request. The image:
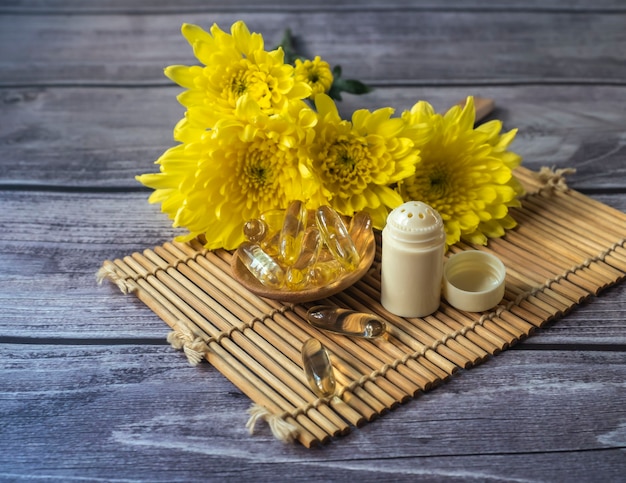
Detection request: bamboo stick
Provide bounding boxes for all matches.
[564,187,626,224]
[438,304,510,351]
[513,208,626,279]
[364,268,502,360]
[425,313,491,362]
[176,242,383,422]
[337,287,472,370]
[537,189,626,239]
[358,273,472,376]
[490,231,606,293]
[333,286,467,374]
[275,306,397,415]
[509,211,625,282]
[354,288,480,369]
[126,251,335,443]
[209,249,422,409]
[515,195,626,259]
[482,234,600,295]
[156,243,358,433]
[324,290,440,390]
[110,257,321,447]
[522,195,626,257]
[98,168,626,445]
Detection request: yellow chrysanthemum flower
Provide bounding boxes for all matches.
[399,97,524,248]
[164,21,312,125]
[294,56,334,97]
[137,96,319,250]
[308,94,426,229]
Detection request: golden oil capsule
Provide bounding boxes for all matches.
[285,226,324,290]
[307,259,345,286]
[301,338,336,398]
[306,305,387,339]
[279,200,308,265]
[260,209,285,234]
[243,218,268,243]
[315,205,360,271]
[285,267,307,290]
[258,209,285,257]
[237,241,285,289]
[293,226,323,269]
[348,211,372,251]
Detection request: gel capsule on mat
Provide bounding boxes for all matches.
[315,205,360,270]
[237,241,285,289]
[306,305,387,338]
[301,338,336,398]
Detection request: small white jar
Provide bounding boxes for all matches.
[381,201,445,318]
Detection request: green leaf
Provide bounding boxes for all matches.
[274,32,373,102]
[276,28,303,65]
[327,65,373,100]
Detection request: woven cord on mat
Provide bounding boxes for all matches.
[97,166,626,447]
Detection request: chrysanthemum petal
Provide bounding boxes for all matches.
[398,96,523,248]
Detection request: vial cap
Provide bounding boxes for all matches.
[443,250,506,312]
[384,201,444,243]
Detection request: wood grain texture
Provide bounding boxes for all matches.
[1,0,625,479]
[3,0,626,13]
[1,344,624,481]
[1,10,626,86]
[2,85,625,189]
[1,191,625,344]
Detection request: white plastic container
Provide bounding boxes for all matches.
[381,201,445,317]
[443,250,506,312]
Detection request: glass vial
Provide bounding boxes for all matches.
[380,201,445,318]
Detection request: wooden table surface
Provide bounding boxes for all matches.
[2,1,625,481]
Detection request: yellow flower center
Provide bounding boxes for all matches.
[224,62,277,110]
[295,56,333,96]
[322,137,373,191]
[427,166,451,198]
[237,140,288,208]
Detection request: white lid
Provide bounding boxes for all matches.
[384,201,445,244]
[443,250,506,312]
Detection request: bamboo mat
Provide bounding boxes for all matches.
[98,167,626,447]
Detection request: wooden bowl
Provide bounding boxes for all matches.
[231,231,376,303]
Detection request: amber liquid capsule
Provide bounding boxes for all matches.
[307,259,345,286]
[301,338,336,398]
[243,218,268,243]
[259,209,285,256]
[285,226,324,290]
[348,211,372,252]
[315,205,360,270]
[237,241,285,289]
[307,305,387,338]
[279,200,309,265]
[260,209,285,234]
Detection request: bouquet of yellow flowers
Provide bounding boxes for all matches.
[137,21,523,250]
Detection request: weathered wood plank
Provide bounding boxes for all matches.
[3,0,626,14]
[1,10,625,85]
[2,85,625,190]
[1,344,624,480]
[1,191,624,343]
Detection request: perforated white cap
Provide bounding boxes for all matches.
[384,201,445,243]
